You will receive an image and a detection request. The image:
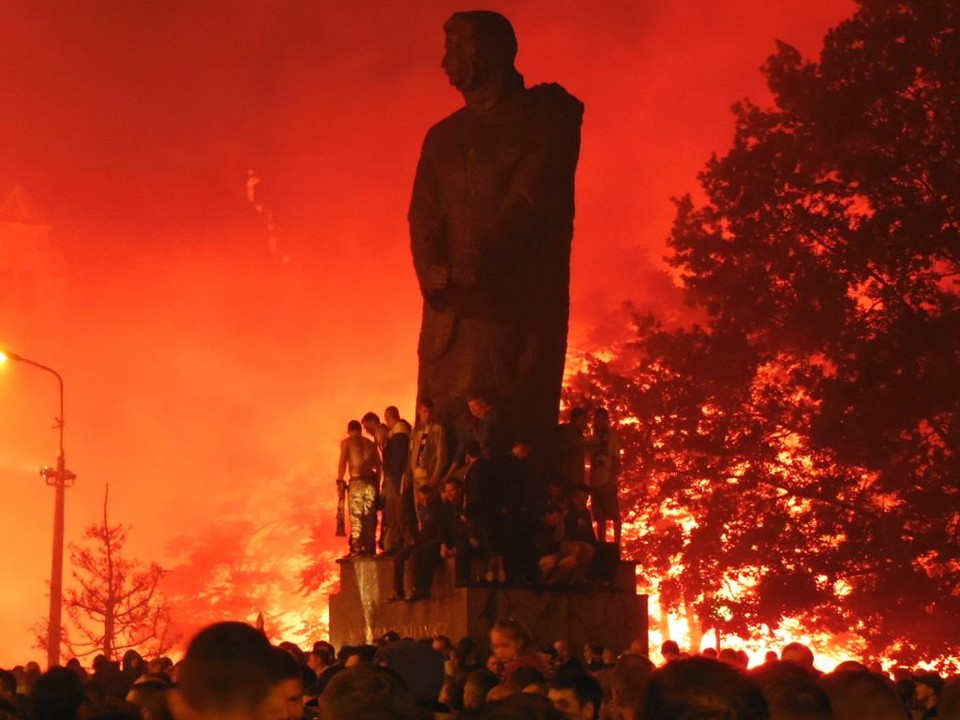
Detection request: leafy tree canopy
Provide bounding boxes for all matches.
[567,0,959,665]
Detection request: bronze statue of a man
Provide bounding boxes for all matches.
[409,11,583,457]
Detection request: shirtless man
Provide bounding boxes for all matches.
[337,420,381,556]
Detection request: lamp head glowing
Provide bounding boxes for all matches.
[0,351,6,363]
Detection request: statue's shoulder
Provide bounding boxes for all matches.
[526,83,584,118]
[424,107,471,142]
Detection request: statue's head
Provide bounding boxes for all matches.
[442,11,518,92]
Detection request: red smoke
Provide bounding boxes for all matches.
[0,0,854,664]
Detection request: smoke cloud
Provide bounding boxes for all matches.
[0,0,853,663]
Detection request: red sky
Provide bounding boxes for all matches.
[0,0,855,665]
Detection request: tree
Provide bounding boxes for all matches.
[160,471,335,648]
[37,486,173,660]
[567,0,959,665]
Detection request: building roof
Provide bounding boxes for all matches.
[0,185,46,224]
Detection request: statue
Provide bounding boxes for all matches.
[409,10,583,457]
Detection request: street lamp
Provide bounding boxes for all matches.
[1,349,75,668]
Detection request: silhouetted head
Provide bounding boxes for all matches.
[780,642,815,673]
[819,668,906,720]
[442,477,463,504]
[749,661,831,720]
[347,419,362,434]
[170,621,276,720]
[442,11,518,92]
[319,665,416,720]
[486,692,567,720]
[467,394,492,419]
[416,483,437,507]
[490,617,535,662]
[32,667,85,720]
[644,657,769,720]
[571,484,591,509]
[309,641,336,671]
[661,640,681,662]
[512,440,533,459]
[384,406,401,427]
[611,653,655,720]
[264,646,304,720]
[548,668,603,720]
[123,650,144,673]
[463,669,500,711]
[360,412,379,433]
[417,398,434,424]
[570,407,589,431]
[126,680,173,720]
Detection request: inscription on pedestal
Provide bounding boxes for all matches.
[328,557,648,656]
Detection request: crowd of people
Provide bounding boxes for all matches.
[2,620,956,719]
[336,396,624,601]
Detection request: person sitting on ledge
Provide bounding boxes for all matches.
[438,478,471,586]
[537,503,572,586]
[388,484,443,602]
[564,485,597,582]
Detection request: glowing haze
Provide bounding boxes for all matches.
[0,0,854,665]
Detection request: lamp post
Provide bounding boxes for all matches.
[0,350,75,668]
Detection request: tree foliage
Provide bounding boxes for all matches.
[160,475,334,647]
[567,0,959,664]
[37,486,173,660]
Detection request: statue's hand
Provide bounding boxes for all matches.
[426,263,450,291]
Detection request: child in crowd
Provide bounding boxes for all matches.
[488,618,547,688]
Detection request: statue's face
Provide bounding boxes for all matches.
[442,20,488,91]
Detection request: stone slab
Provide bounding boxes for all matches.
[328,556,648,656]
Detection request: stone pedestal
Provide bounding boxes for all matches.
[329,556,648,656]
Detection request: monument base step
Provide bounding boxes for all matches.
[328,556,648,656]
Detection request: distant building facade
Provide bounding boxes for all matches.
[0,185,65,346]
